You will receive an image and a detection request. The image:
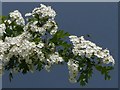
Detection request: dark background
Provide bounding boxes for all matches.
[2,2,118,88]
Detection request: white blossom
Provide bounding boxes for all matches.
[26,23,46,35]
[37,42,44,48]
[50,24,58,35]
[45,64,51,72]
[45,52,64,72]
[43,20,53,30]
[49,52,64,64]
[43,20,58,35]
[69,35,80,45]
[25,13,32,17]
[69,35,115,65]
[32,4,56,19]
[0,23,6,37]
[9,10,25,26]
[2,33,45,65]
[67,59,79,83]
[4,20,12,24]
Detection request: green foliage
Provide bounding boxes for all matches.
[49,30,72,62]
[19,60,29,74]
[5,55,19,70]
[95,65,114,80]
[55,30,70,39]
[9,72,13,82]
[0,16,7,23]
[36,61,43,71]
[77,58,94,86]
[50,30,70,45]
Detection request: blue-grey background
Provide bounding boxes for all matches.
[2,2,118,88]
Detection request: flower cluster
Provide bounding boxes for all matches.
[69,35,115,65]
[24,4,58,36]
[0,4,58,75]
[0,4,115,85]
[5,35,45,64]
[0,33,45,73]
[25,4,56,19]
[67,59,79,83]
[0,23,6,37]
[45,52,64,72]
[9,10,25,26]
[25,22,47,35]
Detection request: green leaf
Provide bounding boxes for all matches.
[33,36,41,44]
[5,55,18,70]
[13,25,24,36]
[36,61,43,71]
[5,28,13,37]
[18,60,29,74]
[77,58,94,86]
[27,17,38,22]
[106,66,114,71]
[55,30,70,38]
[95,65,102,71]
[95,65,113,81]
[50,30,70,43]
[9,72,13,82]
[0,16,7,23]
[105,74,111,80]
[78,72,87,86]
[59,41,72,48]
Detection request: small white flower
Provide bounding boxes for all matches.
[50,29,57,35]
[7,20,12,24]
[0,23,6,37]
[69,35,80,45]
[25,13,32,17]
[4,20,11,24]
[69,77,77,83]
[49,52,64,64]
[37,42,44,48]
[45,65,51,72]
[9,10,25,26]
